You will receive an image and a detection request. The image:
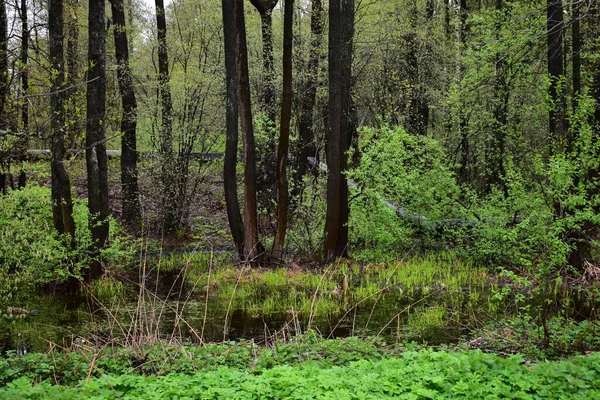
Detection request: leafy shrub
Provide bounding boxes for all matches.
[0,184,135,291]
[348,125,461,258]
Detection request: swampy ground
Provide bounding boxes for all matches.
[2,160,600,398]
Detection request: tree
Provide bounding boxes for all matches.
[18,0,28,189]
[324,0,354,262]
[66,0,83,146]
[272,0,294,261]
[235,0,264,264]
[547,0,567,151]
[0,0,7,129]
[222,0,244,258]
[86,0,109,280]
[249,0,279,222]
[110,0,141,228]
[293,0,324,198]
[49,0,76,244]
[0,0,8,194]
[155,0,177,234]
[248,0,279,122]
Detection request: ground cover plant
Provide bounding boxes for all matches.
[1,340,599,399]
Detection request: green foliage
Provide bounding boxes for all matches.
[349,125,460,257]
[2,343,600,399]
[0,184,136,292]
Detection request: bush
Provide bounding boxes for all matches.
[0,184,135,291]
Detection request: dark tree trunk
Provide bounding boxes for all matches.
[324,0,354,262]
[222,0,245,258]
[249,0,279,221]
[547,0,567,150]
[20,0,28,134]
[293,0,323,198]
[110,0,141,228]
[49,0,76,245]
[235,0,264,264]
[568,3,600,269]
[18,0,28,188]
[0,0,7,125]
[272,0,294,261]
[86,0,109,280]
[572,2,581,114]
[155,0,177,234]
[336,0,354,257]
[66,0,82,145]
[249,0,279,122]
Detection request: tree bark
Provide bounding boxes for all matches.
[293,0,323,198]
[20,0,28,135]
[17,0,28,188]
[49,0,76,246]
[155,0,177,234]
[547,0,567,150]
[249,0,279,220]
[272,0,294,261]
[110,0,141,229]
[0,0,8,126]
[66,0,82,145]
[249,0,279,122]
[222,0,245,258]
[324,0,354,262]
[86,0,109,280]
[235,0,264,264]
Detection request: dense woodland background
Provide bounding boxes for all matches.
[0,0,599,283]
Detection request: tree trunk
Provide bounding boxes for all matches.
[18,0,28,188]
[110,0,141,229]
[272,0,294,261]
[66,0,82,146]
[293,0,323,199]
[235,0,264,264]
[249,0,279,221]
[324,0,354,262]
[155,0,177,234]
[19,0,28,133]
[249,0,279,122]
[86,0,109,280]
[0,0,7,125]
[222,0,245,258]
[49,0,76,246]
[547,0,567,151]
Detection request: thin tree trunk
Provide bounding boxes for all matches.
[86,0,109,280]
[110,0,141,228]
[235,0,264,264]
[547,0,567,150]
[20,0,28,133]
[293,0,323,199]
[272,0,294,261]
[249,0,278,220]
[0,0,8,125]
[49,0,76,246]
[222,0,245,258]
[66,0,82,145]
[155,0,177,234]
[18,0,28,188]
[249,0,279,122]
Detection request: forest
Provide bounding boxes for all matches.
[1,0,600,397]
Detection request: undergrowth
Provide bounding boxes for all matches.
[1,340,599,399]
